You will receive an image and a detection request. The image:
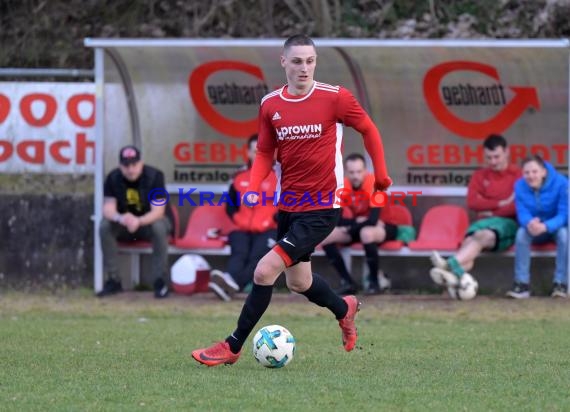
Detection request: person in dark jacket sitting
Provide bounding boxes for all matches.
[98,145,173,298]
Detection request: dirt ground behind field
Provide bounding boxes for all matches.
[2,291,569,323]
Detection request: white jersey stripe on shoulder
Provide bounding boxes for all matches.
[260,88,283,105]
[315,81,340,91]
[315,85,339,94]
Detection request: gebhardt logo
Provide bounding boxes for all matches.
[423,61,540,140]
[189,61,268,138]
[276,123,322,140]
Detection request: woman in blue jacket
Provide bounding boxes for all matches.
[507,155,568,299]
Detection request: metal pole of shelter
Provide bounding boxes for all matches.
[93,47,104,293]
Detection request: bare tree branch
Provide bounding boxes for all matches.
[261,0,276,36]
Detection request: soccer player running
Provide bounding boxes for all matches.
[192,35,392,367]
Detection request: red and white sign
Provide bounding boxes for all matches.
[0,82,95,173]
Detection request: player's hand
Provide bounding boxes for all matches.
[374,176,393,192]
[123,213,141,233]
[498,193,515,207]
[244,193,259,208]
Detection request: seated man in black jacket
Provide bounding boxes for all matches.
[320,153,397,295]
[98,145,173,298]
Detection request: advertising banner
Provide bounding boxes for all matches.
[101,42,568,187]
[0,82,95,174]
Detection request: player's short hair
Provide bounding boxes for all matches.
[248,134,258,148]
[344,153,366,166]
[521,154,546,168]
[483,134,507,150]
[283,35,315,51]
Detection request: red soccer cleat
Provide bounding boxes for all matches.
[338,295,361,352]
[191,341,241,367]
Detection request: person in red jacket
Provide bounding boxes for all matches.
[209,135,278,301]
[430,134,521,289]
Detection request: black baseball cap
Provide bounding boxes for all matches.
[119,145,141,166]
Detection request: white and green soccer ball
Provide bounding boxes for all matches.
[252,325,296,368]
[448,273,479,300]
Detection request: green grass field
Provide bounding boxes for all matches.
[1,291,570,411]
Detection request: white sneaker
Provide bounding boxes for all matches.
[430,267,459,287]
[377,270,392,291]
[208,282,231,302]
[430,251,448,270]
[210,269,240,293]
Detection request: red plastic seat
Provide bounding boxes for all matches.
[506,242,557,252]
[380,204,413,226]
[175,204,237,249]
[408,205,469,251]
[531,242,557,251]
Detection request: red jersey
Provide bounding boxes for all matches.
[254,81,388,212]
[343,173,376,218]
[467,164,521,219]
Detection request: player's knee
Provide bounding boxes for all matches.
[286,277,310,293]
[473,229,495,247]
[150,219,169,237]
[253,260,279,285]
[359,227,376,243]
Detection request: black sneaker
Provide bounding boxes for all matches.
[335,280,358,296]
[551,283,568,298]
[153,278,169,299]
[506,282,530,299]
[96,278,123,297]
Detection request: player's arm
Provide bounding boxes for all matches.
[543,178,568,233]
[226,181,240,219]
[247,150,274,194]
[102,173,123,223]
[514,180,533,227]
[466,170,500,211]
[138,171,166,226]
[337,88,391,191]
[492,193,516,217]
[103,197,120,221]
[247,107,277,195]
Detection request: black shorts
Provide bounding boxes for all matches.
[350,222,398,244]
[275,208,341,266]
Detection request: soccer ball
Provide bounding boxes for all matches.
[447,273,479,300]
[252,325,296,368]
